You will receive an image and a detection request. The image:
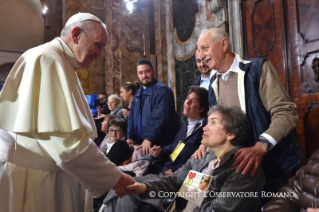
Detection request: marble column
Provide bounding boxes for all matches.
[228,0,244,56]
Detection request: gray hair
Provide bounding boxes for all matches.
[108,94,121,103]
[198,28,232,50]
[207,105,252,147]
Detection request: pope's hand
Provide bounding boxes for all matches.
[112,173,135,198]
[126,182,148,196]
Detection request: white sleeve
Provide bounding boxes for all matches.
[35,129,122,196]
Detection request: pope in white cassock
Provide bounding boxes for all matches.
[0,13,135,212]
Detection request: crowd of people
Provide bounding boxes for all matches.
[1,12,318,212]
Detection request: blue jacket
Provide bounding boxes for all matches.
[127,79,179,146]
[160,118,207,173]
[208,55,301,178]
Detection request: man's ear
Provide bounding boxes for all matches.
[221,39,228,53]
[71,27,83,44]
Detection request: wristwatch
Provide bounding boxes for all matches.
[258,139,273,151]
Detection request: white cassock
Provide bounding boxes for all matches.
[0,38,122,212]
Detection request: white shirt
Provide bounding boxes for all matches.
[199,75,210,90]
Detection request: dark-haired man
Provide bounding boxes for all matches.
[97,91,111,115]
[127,58,179,155]
[192,49,213,90]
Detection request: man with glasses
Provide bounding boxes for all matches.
[127,58,179,156]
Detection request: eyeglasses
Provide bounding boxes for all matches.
[107,129,122,134]
[107,102,116,105]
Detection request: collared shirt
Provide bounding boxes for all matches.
[216,55,277,146]
[216,56,239,81]
[200,74,210,90]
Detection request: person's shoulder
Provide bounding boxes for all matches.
[116,140,131,150]
[152,80,172,93]
[23,42,61,65]
[25,42,57,57]
[192,74,201,85]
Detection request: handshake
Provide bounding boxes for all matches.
[112,173,148,198]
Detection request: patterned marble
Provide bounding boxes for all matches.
[154,0,168,84]
[172,0,207,60]
[104,0,148,96]
[165,0,174,89]
[175,55,200,123]
[166,0,213,122]
[172,0,199,42]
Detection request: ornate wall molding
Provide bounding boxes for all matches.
[165,0,174,89]
[207,0,227,28]
[172,2,207,61]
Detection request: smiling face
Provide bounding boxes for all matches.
[201,112,233,149]
[137,64,155,87]
[107,125,124,142]
[197,31,227,72]
[195,50,210,77]
[183,92,203,120]
[120,86,132,102]
[107,97,119,111]
[72,21,108,69]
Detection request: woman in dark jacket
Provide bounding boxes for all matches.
[105,117,132,166]
[104,105,265,212]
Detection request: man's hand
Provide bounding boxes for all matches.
[149,145,161,157]
[112,173,135,198]
[164,169,172,175]
[127,139,135,145]
[136,139,152,155]
[191,144,210,160]
[232,142,267,177]
[94,114,106,120]
[123,109,130,118]
[126,182,148,196]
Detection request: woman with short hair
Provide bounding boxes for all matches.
[107,94,123,118]
[110,105,265,212]
[104,117,132,166]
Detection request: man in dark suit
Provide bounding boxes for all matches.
[192,49,213,90]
